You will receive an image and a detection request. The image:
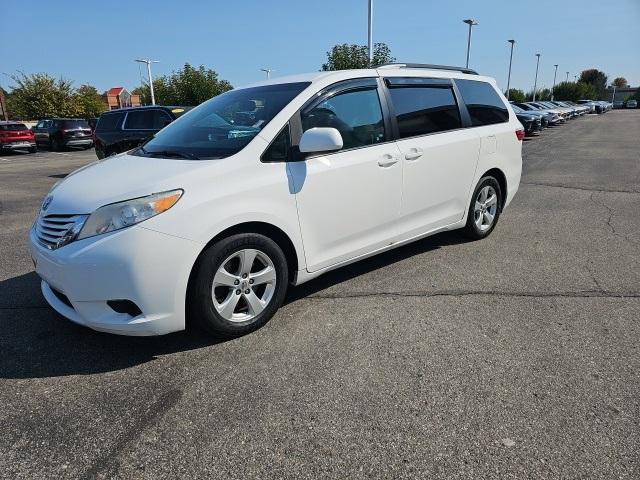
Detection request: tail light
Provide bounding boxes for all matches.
[515,129,525,141]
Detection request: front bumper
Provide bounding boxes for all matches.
[29,224,198,336]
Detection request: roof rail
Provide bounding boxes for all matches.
[377,63,479,75]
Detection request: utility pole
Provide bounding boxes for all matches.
[260,68,274,79]
[506,39,515,100]
[551,64,558,100]
[532,53,541,101]
[135,58,159,105]
[611,85,616,103]
[463,19,478,68]
[368,0,373,65]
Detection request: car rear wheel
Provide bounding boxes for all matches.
[189,233,289,337]
[28,147,37,154]
[463,176,502,240]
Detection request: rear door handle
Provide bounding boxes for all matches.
[377,154,399,168]
[404,147,423,161]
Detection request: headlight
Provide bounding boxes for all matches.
[77,189,183,240]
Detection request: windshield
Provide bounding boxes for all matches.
[0,123,28,131]
[510,104,524,113]
[134,82,310,160]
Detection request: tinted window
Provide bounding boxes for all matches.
[456,79,509,126]
[135,82,310,160]
[389,86,461,137]
[302,88,384,150]
[0,123,28,131]
[62,120,90,129]
[96,112,125,132]
[262,124,290,162]
[124,110,171,130]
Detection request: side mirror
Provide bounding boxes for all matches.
[299,127,343,154]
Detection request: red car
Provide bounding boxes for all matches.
[0,121,37,153]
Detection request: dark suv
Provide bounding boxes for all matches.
[93,106,190,159]
[33,118,93,150]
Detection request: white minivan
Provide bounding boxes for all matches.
[30,64,523,337]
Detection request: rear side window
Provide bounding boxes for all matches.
[302,88,385,150]
[388,86,461,138]
[124,109,172,130]
[96,112,125,132]
[456,79,509,126]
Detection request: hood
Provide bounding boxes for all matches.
[44,153,212,214]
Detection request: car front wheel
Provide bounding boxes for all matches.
[463,176,502,240]
[189,233,289,337]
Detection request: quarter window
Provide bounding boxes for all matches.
[262,123,290,162]
[455,79,509,126]
[302,88,385,150]
[388,86,462,138]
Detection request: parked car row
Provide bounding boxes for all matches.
[509,99,611,137]
[614,99,638,109]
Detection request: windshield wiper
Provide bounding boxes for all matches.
[145,150,200,160]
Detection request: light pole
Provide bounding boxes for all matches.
[135,58,159,105]
[506,39,515,99]
[368,0,373,64]
[611,85,617,103]
[566,71,569,82]
[532,53,541,101]
[260,68,274,79]
[551,64,558,101]
[463,19,478,69]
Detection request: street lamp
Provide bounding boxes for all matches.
[260,68,274,79]
[463,19,478,69]
[506,40,516,100]
[566,71,569,82]
[551,64,558,101]
[368,0,373,64]
[135,58,159,105]
[532,53,541,102]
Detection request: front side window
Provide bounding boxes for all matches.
[302,88,385,150]
[456,79,509,126]
[135,82,310,160]
[96,112,125,132]
[388,86,461,138]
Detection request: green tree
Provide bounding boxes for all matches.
[506,89,526,102]
[549,81,597,102]
[6,72,80,119]
[612,77,628,88]
[133,63,232,106]
[76,84,106,118]
[321,43,395,70]
[579,69,608,98]
[527,88,552,101]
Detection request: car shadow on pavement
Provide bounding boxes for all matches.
[286,230,468,302]
[0,272,221,380]
[0,231,467,380]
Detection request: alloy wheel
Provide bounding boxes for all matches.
[211,248,277,322]
[473,185,498,232]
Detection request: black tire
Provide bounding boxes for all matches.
[188,233,289,338]
[48,139,55,151]
[462,175,503,240]
[28,147,37,154]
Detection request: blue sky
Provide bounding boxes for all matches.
[2,0,639,94]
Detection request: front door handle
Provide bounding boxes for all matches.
[377,154,399,168]
[404,147,423,161]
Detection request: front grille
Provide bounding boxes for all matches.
[35,214,87,249]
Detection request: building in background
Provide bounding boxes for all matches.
[605,86,638,102]
[103,87,141,110]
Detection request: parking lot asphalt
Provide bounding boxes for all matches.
[1,112,639,479]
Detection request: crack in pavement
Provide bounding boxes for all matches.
[589,192,640,246]
[521,181,640,194]
[304,289,640,301]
